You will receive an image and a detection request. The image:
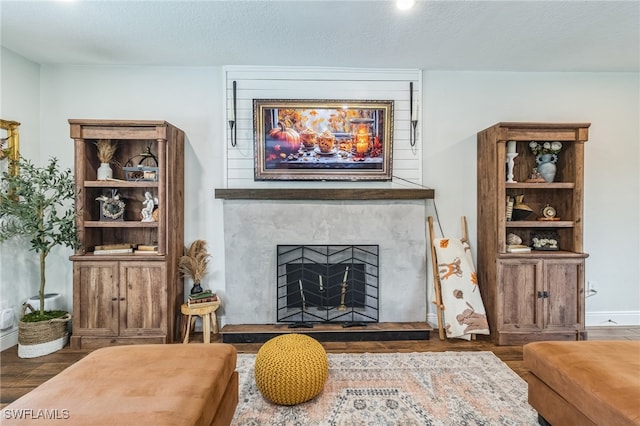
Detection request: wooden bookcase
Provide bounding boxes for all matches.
[69,119,184,349]
[477,122,590,345]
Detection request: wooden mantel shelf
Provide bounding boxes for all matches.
[215,188,434,200]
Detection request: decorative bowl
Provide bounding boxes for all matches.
[512,208,533,221]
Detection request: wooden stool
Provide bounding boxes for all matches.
[181,299,221,344]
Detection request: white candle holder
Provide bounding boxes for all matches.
[506,152,519,183]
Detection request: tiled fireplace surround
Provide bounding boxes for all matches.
[217,189,434,326]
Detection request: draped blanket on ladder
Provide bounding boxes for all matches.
[433,238,490,340]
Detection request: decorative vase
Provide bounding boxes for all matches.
[536,153,558,183]
[190,282,203,295]
[512,195,533,221]
[97,163,113,181]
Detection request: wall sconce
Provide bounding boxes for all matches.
[409,82,418,147]
[229,80,237,147]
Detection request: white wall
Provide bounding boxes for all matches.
[37,64,226,311]
[1,53,638,347]
[0,48,42,349]
[422,71,639,326]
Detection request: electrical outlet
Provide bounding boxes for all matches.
[0,308,14,330]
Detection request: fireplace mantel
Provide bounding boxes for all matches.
[215,188,434,200]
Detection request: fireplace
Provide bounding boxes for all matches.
[217,190,432,326]
[277,245,379,325]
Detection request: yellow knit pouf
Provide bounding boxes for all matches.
[254,333,328,405]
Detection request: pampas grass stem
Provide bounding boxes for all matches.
[179,240,210,283]
[96,139,117,163]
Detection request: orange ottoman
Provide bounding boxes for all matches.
[524,340,640,426]
[1,344,238,425]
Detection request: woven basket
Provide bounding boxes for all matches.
[18,303,71,345]
[18,335,69,358]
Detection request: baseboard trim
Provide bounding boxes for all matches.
[585,311,640,326]
[1,328,18,351]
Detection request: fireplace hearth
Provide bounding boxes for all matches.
[277,245,379,326]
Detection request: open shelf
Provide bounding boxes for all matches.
[506,221,574,228]
[84,181,159,188]
[84,221,159,228]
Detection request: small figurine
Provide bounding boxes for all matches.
[525,167,546,183]
[141,191,158,222]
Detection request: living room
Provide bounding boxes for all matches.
[1,0,638,343]
[0,1,638,424]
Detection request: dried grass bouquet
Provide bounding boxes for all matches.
[95,139,117,164]
[178,240,211,286]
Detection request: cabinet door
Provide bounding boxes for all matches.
[543,259,585,330]
[118,262,168,338]
[73,262,119,337]
[497,259,543,332]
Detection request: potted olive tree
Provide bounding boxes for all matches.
[0,156,79,357]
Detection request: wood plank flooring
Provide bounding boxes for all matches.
[2,326,638,409]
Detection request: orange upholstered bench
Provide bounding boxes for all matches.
[524,340,640,426]
[1,343,238,426]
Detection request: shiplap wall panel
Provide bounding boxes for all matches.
[224,66,422,188]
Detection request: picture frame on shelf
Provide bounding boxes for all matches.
[253,99,394,181]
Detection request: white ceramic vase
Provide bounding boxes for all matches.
[536,154,557,183]
[97,163,113,180]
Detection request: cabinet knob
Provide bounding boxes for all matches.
[119,297,125,301]
[111,297,117,301]
[537,291,550,298]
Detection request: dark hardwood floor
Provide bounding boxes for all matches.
[2,326,638,409]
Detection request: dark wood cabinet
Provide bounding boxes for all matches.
[477,122,589,345]
[69,120,184,349]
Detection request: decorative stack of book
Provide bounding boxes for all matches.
[93,244,133,255]
[187,290,218,307]
[134,244,158,255]
[91,243,158,255]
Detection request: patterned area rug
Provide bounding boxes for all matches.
[232,351,537,425]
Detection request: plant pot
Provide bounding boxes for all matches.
[18,304,70,358]
[26,293,64,312]
[97,162,113,180]
[18,335,69,358]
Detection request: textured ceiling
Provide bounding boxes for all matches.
[1,0,638,71]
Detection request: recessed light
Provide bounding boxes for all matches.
[396,0,416,11]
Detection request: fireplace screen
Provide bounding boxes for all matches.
[277,245,379,325]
